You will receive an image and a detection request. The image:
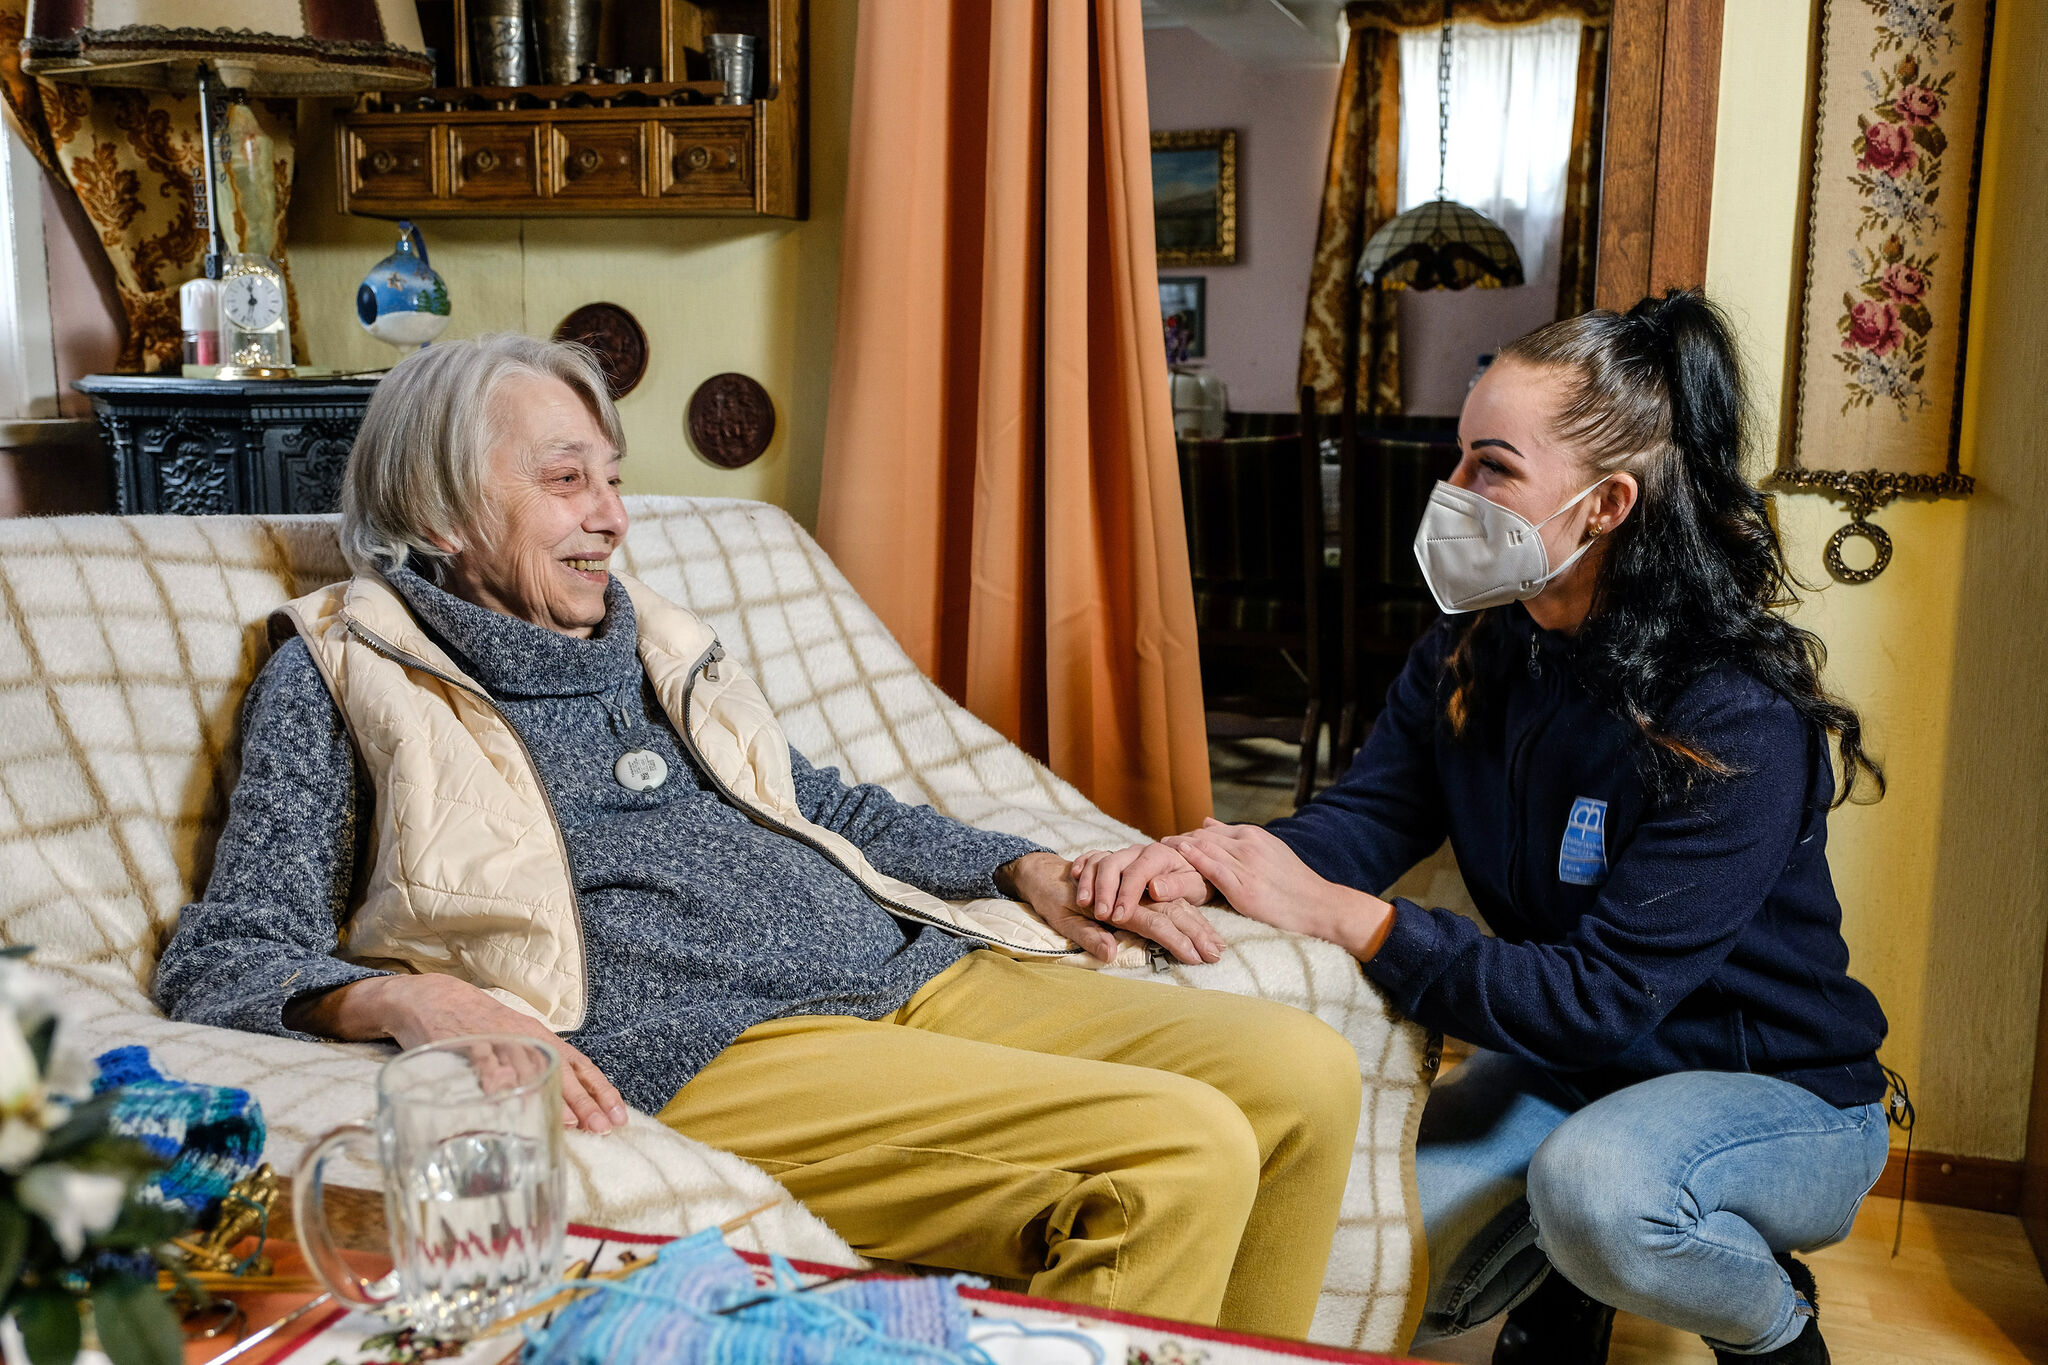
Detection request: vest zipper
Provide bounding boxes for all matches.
[671,641,1070,959]
[342,620,596,1033]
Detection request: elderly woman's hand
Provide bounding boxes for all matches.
[998,852,1223,965]
[1070,842,1214,929]
[291,975,630,1135]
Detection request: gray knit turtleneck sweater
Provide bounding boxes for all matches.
[155,568,1044,1112]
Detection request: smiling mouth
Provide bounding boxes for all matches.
[562,557,609,575]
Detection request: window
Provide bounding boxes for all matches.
[1396,18,1582,289]
[0,120,58,421]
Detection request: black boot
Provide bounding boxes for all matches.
[1712,1254,1829,1364]
[1492,1268,1615,1365]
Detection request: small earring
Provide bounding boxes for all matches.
[1587,522,1605,539]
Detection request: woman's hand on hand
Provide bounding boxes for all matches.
[1070,842,1214,927]
[1000,851,1223,965]
[306,974,630,1135]
[1164,818,1394,961]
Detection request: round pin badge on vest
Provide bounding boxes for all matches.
[615,748,669,792]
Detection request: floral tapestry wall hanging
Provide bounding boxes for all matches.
[1778,0,1996,583]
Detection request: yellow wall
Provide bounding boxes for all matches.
[1707,0,2048,1160]
[283,0,857,529]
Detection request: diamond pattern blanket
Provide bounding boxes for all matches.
[0,498,1431,1351]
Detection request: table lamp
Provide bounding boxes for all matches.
[22,1,432,379]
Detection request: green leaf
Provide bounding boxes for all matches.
[24,1019,53,1076]
[15,1288,81,1365]
[89,1276,182,1365]
[94,1202,190,1251]
[0,1201,28,1298]
[37,1095,119,1162]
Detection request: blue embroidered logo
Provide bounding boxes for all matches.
[1559,796,1609,885]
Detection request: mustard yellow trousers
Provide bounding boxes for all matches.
[656,951,1363,1337]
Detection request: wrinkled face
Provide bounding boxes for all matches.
[443,372,626,638]
[1451,358,1602,574]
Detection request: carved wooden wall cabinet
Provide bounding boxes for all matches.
[339,0,805,219]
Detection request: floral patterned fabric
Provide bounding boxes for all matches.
[0,0,302,373]
[1785,0,1993,482]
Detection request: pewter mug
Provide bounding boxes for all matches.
[469,0,527,85]
[706,32,757,104]
[539,0,601,86]
[294,1037,567,1338]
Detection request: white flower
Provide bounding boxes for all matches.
[17,1164,128,1260]
[0,1006,41,1113]
[0,1116,45,1174]
[40,1034,97,1105]
[0,960,56,1035]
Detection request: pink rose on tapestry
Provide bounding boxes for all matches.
[1845,299,1905,355]
[1880,262,1930,305]
[1858,121,1918,176]
[1893,85,1943,126]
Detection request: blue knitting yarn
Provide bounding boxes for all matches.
[92,1046,266,1225]
[521,1228,990,1365]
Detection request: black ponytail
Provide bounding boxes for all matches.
[1448,291,1884,806]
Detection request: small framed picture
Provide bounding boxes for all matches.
[1152,129,1238,267]
[1159,276,1206,362]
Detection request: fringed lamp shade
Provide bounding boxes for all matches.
[1358,198,1525,291]
[21,0,432,94]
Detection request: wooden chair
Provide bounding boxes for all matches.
[1331,430,1460,773]
[1177,390,1326,808]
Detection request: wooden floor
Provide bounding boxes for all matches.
[1208,737,2048,1364]
[1409,1200,2048,1364]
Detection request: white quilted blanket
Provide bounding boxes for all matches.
[0,498,1430,1351]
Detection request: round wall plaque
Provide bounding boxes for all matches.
[553,302,648,399]
[687,373,776,469]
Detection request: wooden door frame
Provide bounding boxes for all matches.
[1594,0,1726,309]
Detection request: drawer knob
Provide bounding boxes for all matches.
[367,149,397,175]
[472,146,501,173]
[570,147,602,175]
[683,145,712,171]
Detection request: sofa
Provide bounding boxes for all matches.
[0,497,1433,1351]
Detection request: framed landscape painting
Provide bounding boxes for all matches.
[1152,129,1238,266]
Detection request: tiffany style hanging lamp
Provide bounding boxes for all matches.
[1357,1,1525,291]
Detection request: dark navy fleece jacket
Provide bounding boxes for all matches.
[1268,605,1888,1108]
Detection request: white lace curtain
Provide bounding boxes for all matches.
[1396,17,1582,287]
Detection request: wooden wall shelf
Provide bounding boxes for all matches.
[338,0,804,219]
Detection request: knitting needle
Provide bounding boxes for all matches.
[202,1291,334,1364]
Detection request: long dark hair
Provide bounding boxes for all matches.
[1443,290,1884,806]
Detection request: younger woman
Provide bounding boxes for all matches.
[1078,292,1890,1364]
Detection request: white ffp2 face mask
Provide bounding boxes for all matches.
[1411,476,1613,614]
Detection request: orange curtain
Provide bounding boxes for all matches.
[818,0,1210,837]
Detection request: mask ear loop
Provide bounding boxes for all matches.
[1521,474,1617,591]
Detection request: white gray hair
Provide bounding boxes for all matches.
[339,333,625,576]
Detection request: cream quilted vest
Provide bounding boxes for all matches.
[272,572,1127,1031]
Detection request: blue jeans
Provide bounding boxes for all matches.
[1413,1052,1890,1355]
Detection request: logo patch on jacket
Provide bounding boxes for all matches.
[1559,796,1609,886]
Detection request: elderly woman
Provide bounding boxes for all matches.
[156,333,1362,1337]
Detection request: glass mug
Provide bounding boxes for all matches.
[294,1036,568,1338]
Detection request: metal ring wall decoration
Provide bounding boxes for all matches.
[1823,520,1893,584]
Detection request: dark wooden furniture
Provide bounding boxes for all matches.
[1331,429,1459,771]
[1178,392,1326,808]
[339,0,805,219]
[74,375,379,516]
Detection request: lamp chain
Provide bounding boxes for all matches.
[1436,0,1453,201]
